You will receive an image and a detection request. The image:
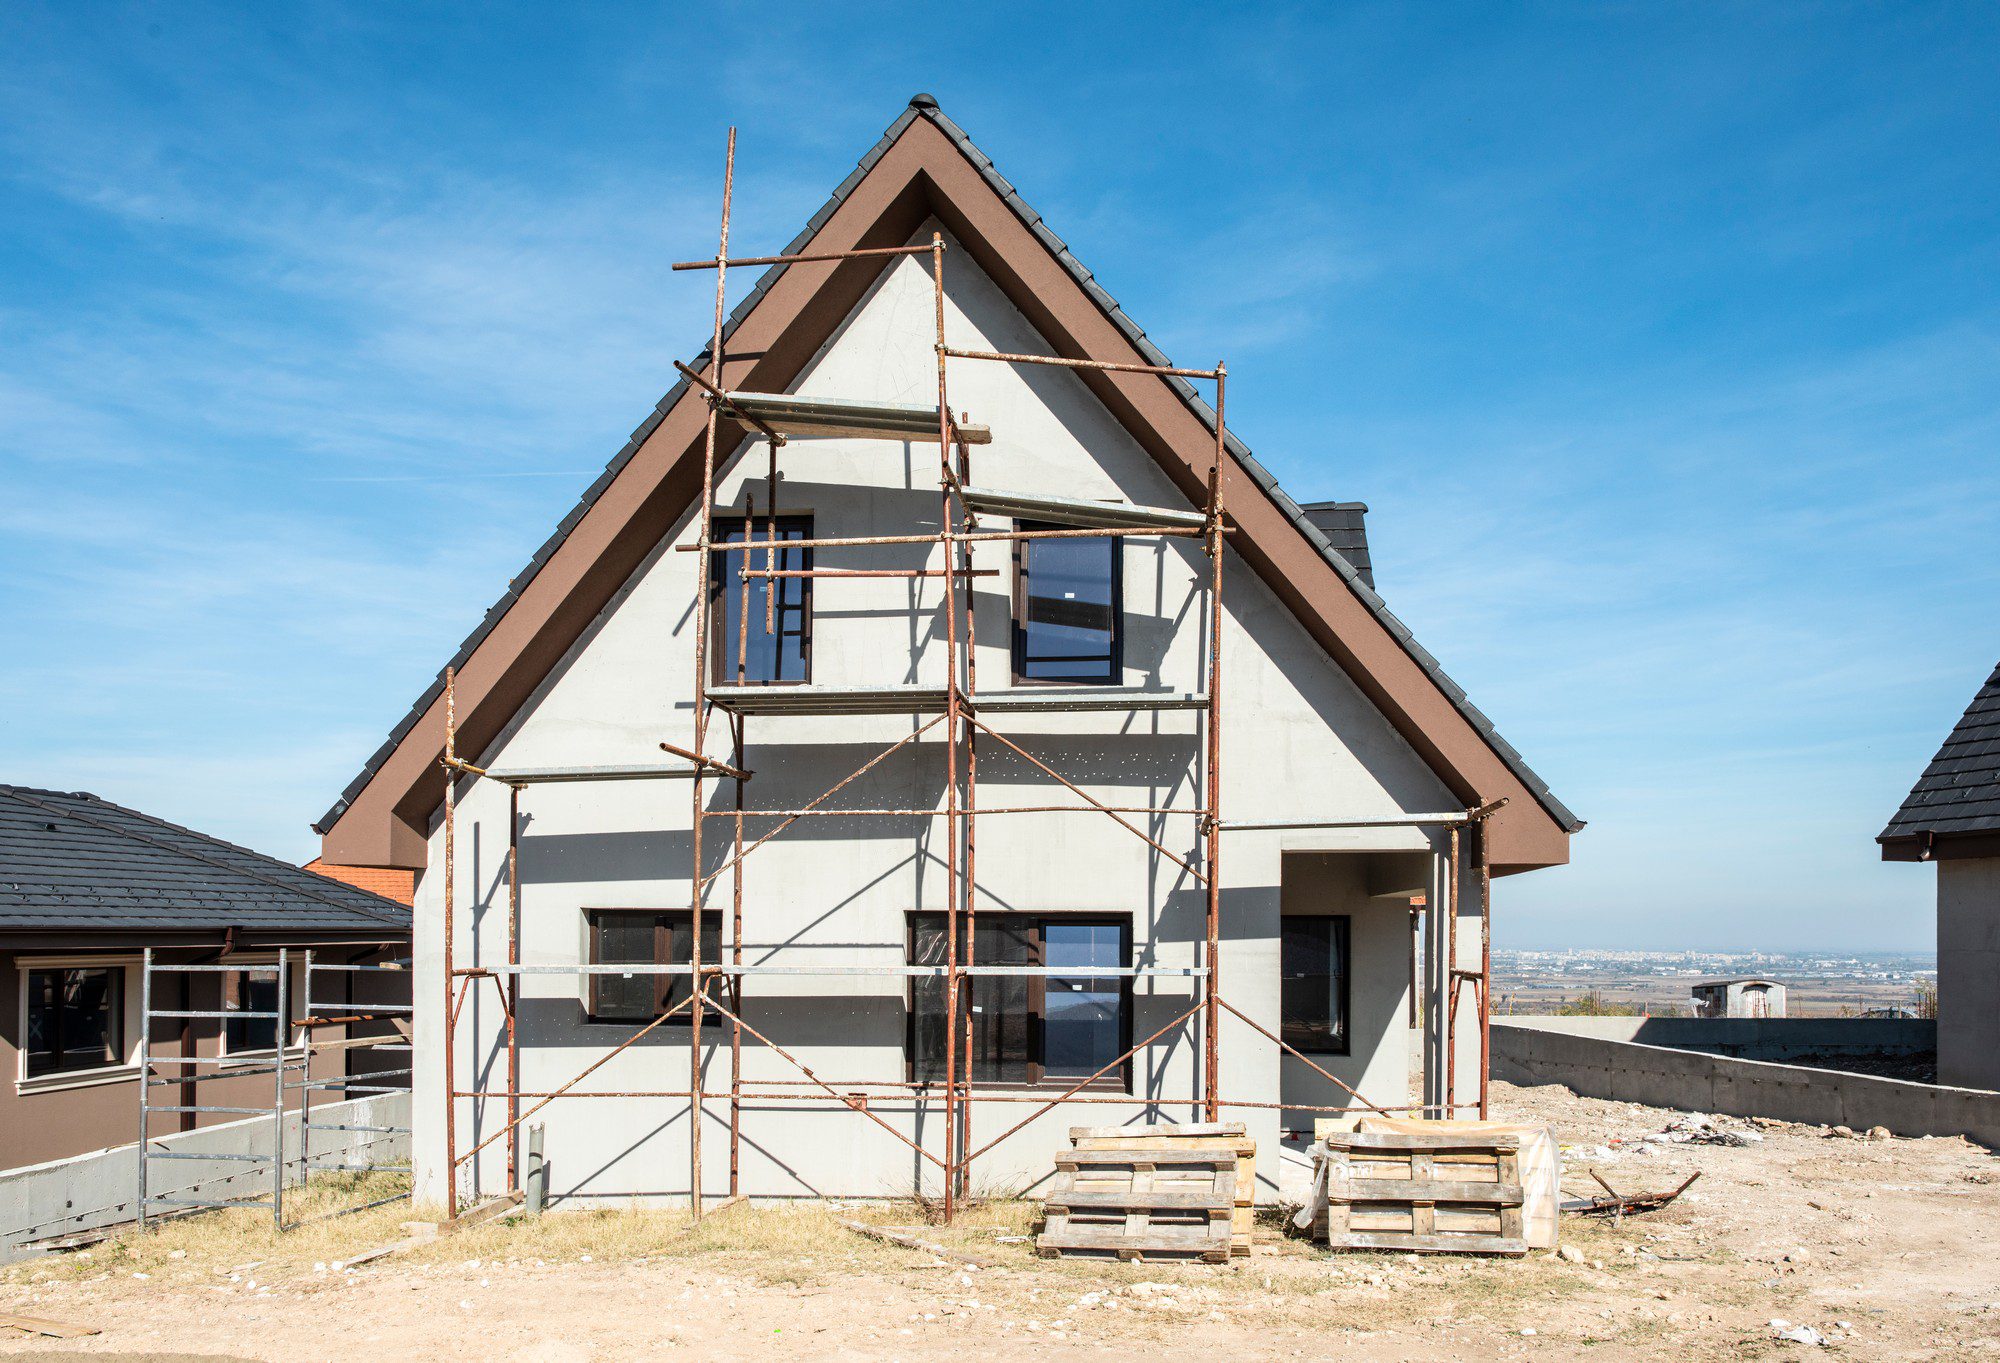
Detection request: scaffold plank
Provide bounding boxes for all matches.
[706,683,1207,715]
[718,391,991,444]
[482,762,703,784]
[957,485,1205,531]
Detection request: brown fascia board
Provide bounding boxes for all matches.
[0,929,406,952]
[1879,831,2000,862]
[320,106,1575,873]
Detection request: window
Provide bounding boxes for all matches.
[909,914,1130,1086]
[709,515,812,684]
[1012,521,1121,684]
[585,910,723,1023]
[1280,916,1350,1054]
[24,966,123,1078]
[222,967,290,1055]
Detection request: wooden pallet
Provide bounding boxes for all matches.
[1036,1146,1237,1263]
[1068,1122,1256,1256]
[1318,1131,1526,1257]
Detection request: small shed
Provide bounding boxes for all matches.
[1690,978,1787,1018]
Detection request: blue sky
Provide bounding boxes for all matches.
[1,3,1995,950]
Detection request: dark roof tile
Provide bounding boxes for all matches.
[1881,662,2000,843]
[2,785,410,935]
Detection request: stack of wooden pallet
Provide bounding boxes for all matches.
[1036,1122,1256,1264]
[1312,1129,1527,1257]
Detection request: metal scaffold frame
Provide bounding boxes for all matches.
[136,950,412,1232]
[437,128,1498,1219]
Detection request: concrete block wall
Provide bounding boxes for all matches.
[0,1092,411,1263]
[1492,1018,1998,1147]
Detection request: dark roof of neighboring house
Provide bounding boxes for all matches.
[1,784,411,935]
[1880,661,2000,849]
[314,93,1580,844]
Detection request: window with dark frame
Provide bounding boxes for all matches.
[907,914,1131,1087]
[708,515,812,685]
[1011,521,1121,684]
[1280,915,1351,1054]
[585,910,723,1023]
[222,967,290,1054]
[24,966,123,1078]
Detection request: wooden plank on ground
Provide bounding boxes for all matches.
[837,1220,993,1267]
[0,1314,101,1339]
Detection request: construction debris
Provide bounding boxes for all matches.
[1643,1112,1763,1148]
[1563,1169,1700,1220]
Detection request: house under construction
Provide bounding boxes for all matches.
[312,95,1581,1213]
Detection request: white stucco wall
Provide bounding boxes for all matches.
[1938,858,2000,1092]
[411,227,1470,1207]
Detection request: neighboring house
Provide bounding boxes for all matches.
[1690,978,1787,1018]
[303,858,415,906]
[314,95,1581,1207]
[1880,660,2000,1091]
[0,784,411,1170]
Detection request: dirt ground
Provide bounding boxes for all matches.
[4,1080,1997,1361]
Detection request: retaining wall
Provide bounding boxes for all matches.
[0,1091,410,1263]
[1496,1015,1935,1060]
[1492,1018,1998,1148]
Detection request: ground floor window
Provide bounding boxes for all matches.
[24,966,124,1078]
[1280,915,1350,1054]
[585,909,722,1023]
[222,966,291,1055]
[908,913,1130,1087]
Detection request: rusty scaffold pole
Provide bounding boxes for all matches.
[930,230,964,1217]
[1202,365,1227,1122]
[687,125,736,1220]
[442,667,460,1211]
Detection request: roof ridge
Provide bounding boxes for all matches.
[5,786,409,926]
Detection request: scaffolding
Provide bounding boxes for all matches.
[437,128,1498,1218]
[136,949,412,1232]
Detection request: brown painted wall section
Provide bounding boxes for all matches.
[0,947,408,1171]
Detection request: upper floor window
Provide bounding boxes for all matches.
[24,966,123,1078]
[1012,522,1121,685]
[1280,915,1350,1054]
[710,516,812,684]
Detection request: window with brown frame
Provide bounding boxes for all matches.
[1011,521,1122,684]
[1279,915,1351,1054]
[907,913,1131,1087]
[584,910,722,1023]
[23,966,123,1078]
[708,515,812,684]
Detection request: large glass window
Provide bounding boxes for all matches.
[1280,916,1350,1054]
[709,516,812,684]
[909,914,1130,1086]
[1012,522,1121,684]
[24,966,123,1078]
[586,910,723,1023]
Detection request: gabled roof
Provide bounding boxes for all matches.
[2,784,409,936]
[316,94,1580,873]
[1880,660,2000,860]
